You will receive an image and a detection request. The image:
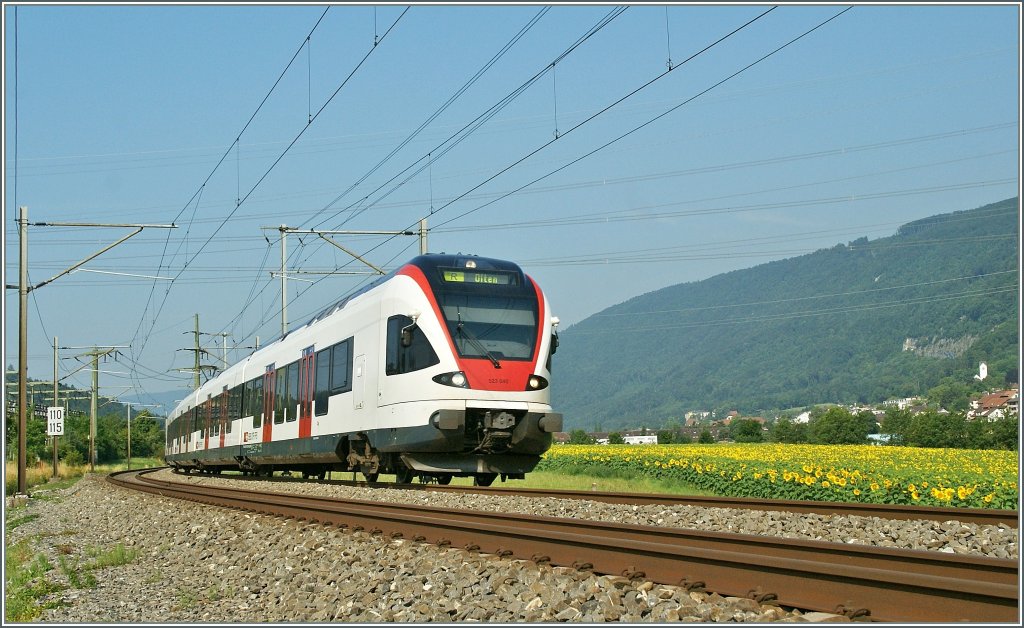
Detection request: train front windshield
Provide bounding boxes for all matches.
[433,267,539,361]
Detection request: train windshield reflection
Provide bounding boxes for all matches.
[438,295,538,360]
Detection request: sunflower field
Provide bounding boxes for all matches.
[537,443,1018,510]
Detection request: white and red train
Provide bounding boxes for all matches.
[164,254,562,486]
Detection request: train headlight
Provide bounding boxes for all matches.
[526,375,549,391]
[433,371,469,388]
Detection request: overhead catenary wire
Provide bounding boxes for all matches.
[298,6,551,232]
[302,6,630,237]
[433,6,857,231]
[218,5,554,346]
[285,3,855,301]
[130,6,333,363]
[213,6,589,345]
[5,130,1011,246]
[237,6,853,352]
[133,7,410,363]
[292,3,778,292]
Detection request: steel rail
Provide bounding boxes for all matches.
[203,471,1020,528]
[111,469,1018,623]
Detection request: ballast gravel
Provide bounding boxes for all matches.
[170,469,1018,559]
[5,471,1015,624]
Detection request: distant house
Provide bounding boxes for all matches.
[793,411,812,424]
[969,387,1019,421]
[882,397,923,410]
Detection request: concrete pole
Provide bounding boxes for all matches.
[17,207,28,494]
[280,225,287,337]
[193,314,200,390]
[126,402,132,471]
[90,349,98,471]
[53,336,58,478]
[419,218,428,254]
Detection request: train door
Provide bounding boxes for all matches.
[298,346,314,438]
[262,365,275,443]
[219,388,229,449]
[353,354,366,410]
[203,396,211,450]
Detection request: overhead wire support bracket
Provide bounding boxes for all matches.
[6,220,177,292]
[259,224,416,335]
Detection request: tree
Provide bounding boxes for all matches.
[771,417,808,443]
[730,419,763,443]
[808,407,868,445]
[697,428,715,444]
[607,432,624,444]
[881,408,913,445]
[568,429,593,445]
[656,429,676,444]
[129,413,164,458]
[906,410,966,449]
[856,410,880,435]
[928,379,973,413]
[964,416,1018,450]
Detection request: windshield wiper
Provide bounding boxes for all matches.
[457,311,501,368]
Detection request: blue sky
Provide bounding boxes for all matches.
[3,2,1021,409]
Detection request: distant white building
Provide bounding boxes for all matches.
[974,362,988,381]
[882,397,923,410]
[793,411,812,424]
[622,435,658,445]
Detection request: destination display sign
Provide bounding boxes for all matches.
[441,269,514,285]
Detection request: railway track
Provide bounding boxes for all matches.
[184,470,1020,528]
[111,469,1019,623]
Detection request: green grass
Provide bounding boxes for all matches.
[86,543,138,569]
[57,555,96,589]
[329,468,714,496]
[502,469,716,496]
[5,458,167,495]
[4,539,66,622]
[5,513,40,534]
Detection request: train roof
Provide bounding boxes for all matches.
[305,253,525,327]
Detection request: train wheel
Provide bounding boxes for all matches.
[394,467,415,484]
[436,475,452,485]
[474,473,497,487]
[363,472,379,483]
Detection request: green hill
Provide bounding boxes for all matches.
[553,198,1020,431]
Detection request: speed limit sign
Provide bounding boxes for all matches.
[46,407,65,436]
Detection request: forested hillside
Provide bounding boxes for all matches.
[554,198,1019,431]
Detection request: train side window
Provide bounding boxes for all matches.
[240,380,251,418]
[386,315,439,375]
[286,361,299,422]
[274,366,286,424]
[330,339,353,394]
[314,347,331,416]
[251,377,263,428]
